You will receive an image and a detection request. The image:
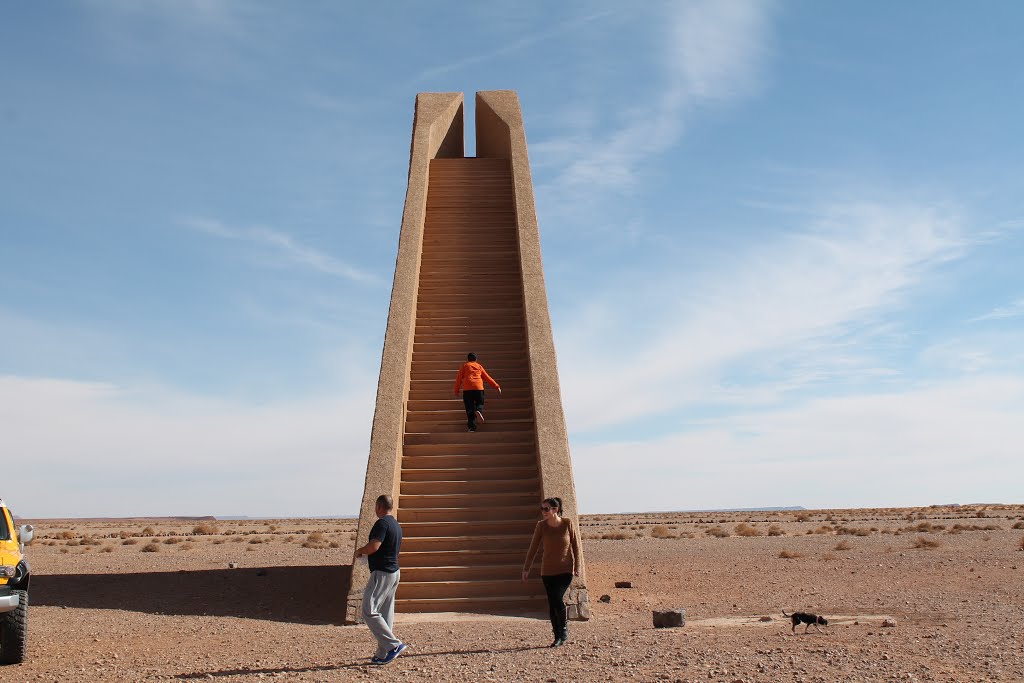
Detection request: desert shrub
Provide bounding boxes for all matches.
[834,540,852,551]
[59,548,70,554]
[65,539,81,547]
[778,550,804,559]
[650,525,674,539]
[163,537,182,545]
[142,526,156,536]
[706,526,730,538]
[822,552,838,561]
[179,543,194,551]
[1018,536,1024,551]
[1012,522,1024,530]
[58,530,76,540]
[232,537,245,543]
[122,538,138,545]
[141,543,160,552]
[329,541,341,549]
[213,539,226,545]
[813,525,834,535]
[912,536,941,549]
[734,523,762,537]
[307,531,326,543]
[854,528,872,536]
[283,536,295,543]
[767,524,784,537]
[914,522,935,533]
[601,532,629,540]
[794,512,811,522]
[248,537,266,544]
[192,523,218,535]
[119,530,131,539]
[100,546,114,553]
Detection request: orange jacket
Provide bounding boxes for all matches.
[454,361,500,393]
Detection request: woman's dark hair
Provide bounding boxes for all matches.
[543,497,563,514]
[467,352,477,361]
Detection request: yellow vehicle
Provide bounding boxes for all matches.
[0,498,32,665]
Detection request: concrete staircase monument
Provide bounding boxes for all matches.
[345,91,589,622]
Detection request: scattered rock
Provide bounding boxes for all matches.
[653,608,686,628]
[614,581,632,589]
[882,618,898,628]
[599,594,611,603]
[759,615,773,622]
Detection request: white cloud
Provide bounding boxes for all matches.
[185,217,377,283]
[971,297,1024,322]
[535,0,773,195]
[1,375,375,518]
[554,201,966,434]
[574,374,1024,512]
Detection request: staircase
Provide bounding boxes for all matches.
[395,157,547,613]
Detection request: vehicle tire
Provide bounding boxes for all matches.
[0,590,28,664]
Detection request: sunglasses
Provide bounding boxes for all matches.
[540,506,552,512]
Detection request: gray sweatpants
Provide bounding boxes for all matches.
[362,569,402,657]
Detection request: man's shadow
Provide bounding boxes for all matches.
[32,564,352,625]
[175,645,549,679]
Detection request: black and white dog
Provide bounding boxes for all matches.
[782,610,828,633]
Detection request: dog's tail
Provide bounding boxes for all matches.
[782,610,790,617]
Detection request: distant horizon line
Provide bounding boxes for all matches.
[17,502,1014,522]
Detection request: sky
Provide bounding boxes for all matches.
[2,1,1023,518]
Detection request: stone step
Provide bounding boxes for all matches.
[400,492,537,509]
[397,579,540,600]
[400,564,534,582]
[405,409,533,422]
[407,398,531,411]
[399,505,536,523]
[399,466,538,483]
[400,533,533,552]
[400,478,540,495]
[404,431,533,446]
[395,595,546,614]
[399,549,524,568]
[399,520,535,537]
[401,453,536,470]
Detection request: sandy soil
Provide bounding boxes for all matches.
[7,505,1024,682]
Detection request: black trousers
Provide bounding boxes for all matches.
[541,573,573,638]
[462,390,485,429]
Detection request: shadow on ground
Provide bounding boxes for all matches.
[32,564,352,625]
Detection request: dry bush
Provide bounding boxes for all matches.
[794,512,812,522]
[122,538,138,546]
[213,539,226,545]
[232,537,245,543]
[119,531,132,539]
[1012,521,1024,530]
[65,539,81,547]
[813,525,834,535]
[141,543,160,552]
[834,540,852,551]
[307,531,326,543]
[601,532,629,540]
[650,525,675,539]
[248,537,266,544]
[283,536,295,543]
[179,543,194,551]
[855,527,872,536]
[912,536,941,549]
[59,548,70,554]
[706,526,730,538]
[100,546,114,553]
[142,526,156,536]
[163,537,182,545]
[734,523,762,537]
[822,552,838,561]
[58,530,76,540]
[778,550,804,559]
[192,523,218,535]
[767,524,784,537]
[1018,536,1024,551]
[329,541,341,549]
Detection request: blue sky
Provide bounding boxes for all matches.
[2,2,1022,517]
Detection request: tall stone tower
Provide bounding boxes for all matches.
[344,91,589,623]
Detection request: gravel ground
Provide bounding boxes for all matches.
[7,506,1024,682]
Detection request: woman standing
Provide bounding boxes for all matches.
[521,496,582,647]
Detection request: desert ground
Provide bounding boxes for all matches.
[8,504,1024,682]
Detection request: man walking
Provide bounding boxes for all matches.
[355,494,406,665]
[453,352,501,432]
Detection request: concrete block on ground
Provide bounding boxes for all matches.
[653,609,686,628]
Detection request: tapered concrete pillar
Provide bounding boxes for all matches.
[345,91,588,624]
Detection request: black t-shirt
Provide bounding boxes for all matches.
[367,515,402,573]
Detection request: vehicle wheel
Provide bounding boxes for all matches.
[0,590,28,664]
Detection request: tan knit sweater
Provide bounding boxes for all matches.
[523,517,581,576]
